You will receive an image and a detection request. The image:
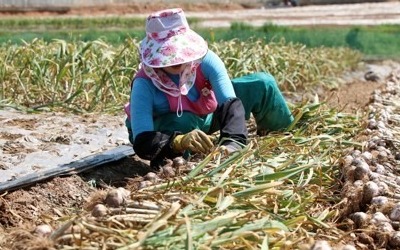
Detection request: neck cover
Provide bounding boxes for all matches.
[142,60,200,116]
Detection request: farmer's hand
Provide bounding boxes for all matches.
[172,129,214,154]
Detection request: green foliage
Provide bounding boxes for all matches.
[0,16,398,58]
[0,16,145,30]
[0,38,361,113]
[0,16,378,249]
[230,22,254,31]
[259,23,289,33]
[211,38,361,91]
[202,24,400,59]
[0,38,139,113]
[347,26,400,59]
[0,16,202,31]
[49,101,363,249]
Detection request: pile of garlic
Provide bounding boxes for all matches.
[332,69,400,249]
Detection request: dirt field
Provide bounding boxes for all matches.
[1,1,400,27]
[1,2,400,249]
[3,61,399,249]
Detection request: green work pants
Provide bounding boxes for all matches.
[232,72,293,132]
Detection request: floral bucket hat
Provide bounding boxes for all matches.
[139,8,208,68]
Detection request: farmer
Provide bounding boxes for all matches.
[125,8,293,168]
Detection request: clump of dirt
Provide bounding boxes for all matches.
[0,175,92,228]
[67,2,249,16]
[0,155,150,231]
[324,60,399,113]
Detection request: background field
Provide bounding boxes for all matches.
[1,1,400,249]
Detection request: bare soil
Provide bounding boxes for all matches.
[0,2,400,249]
[0,2,247,16]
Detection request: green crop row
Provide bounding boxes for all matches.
[0,16,398,58]
[0,38,361,114]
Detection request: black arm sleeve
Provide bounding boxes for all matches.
[133,131,182,162]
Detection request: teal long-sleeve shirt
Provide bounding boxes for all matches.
[130,50,236,139]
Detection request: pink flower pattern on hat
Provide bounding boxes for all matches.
[142,48,152,59]
[149,58,162,67]
[159,45,176,56]
[182,47,197,58]
[140,8,208,68]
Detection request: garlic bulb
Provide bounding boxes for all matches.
[139,180,153,189]
[350,212,369,228]
[92,204,108,217]
[363,181,379,203]
[389,231,400,248]
[389,204,400,221]
[354,161,370,181]
[34,224,53,237]
[144,172,159,183]
[105,187,130,207]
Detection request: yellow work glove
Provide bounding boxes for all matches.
[172,129,214,154]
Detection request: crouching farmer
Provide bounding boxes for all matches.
[125,8,294,168]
